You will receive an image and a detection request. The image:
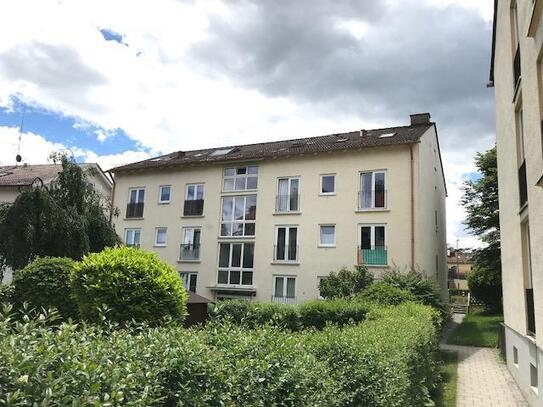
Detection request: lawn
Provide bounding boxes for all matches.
[433,351,458,407]
[446,307,504,347]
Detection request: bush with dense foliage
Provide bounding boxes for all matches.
[0,283,13,304]
[71,247,187,324]
[467,266,502,312]
[318,265,373,299]
[11,257,78,319]
[357,281,417,306]
[382,269,448,318]
[210,299,368,330]
[0,302,439,406]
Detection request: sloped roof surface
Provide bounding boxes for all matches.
[0,164,62,187]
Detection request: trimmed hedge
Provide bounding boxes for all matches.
[357,282,417,306]
[12,257,78,318]
[0,302,439,406]
[71,247,187,324]
[209,299,368,330]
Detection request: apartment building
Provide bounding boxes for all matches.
[489,0,543,404]
[110,113,447,303]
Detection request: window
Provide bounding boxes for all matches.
[276,177,300,212]
[211,148,234,156]
[531,363,538,392]
[513,346,519,367]
[125,228,141,247]
[184,184,204,216]
[359,225,387,266]
[275,226,298,262]
[517,108,526,163]
[273,276,296,298]
[181,227,201,261]
[180,272,197,293]
[223,166,258,191]
[217,243,254,286]
[221,195,256,237]
[319,225,336,247]
[320,174,335,195]
[155,227,167,246]
[359,171,386,209]
[159,185,171,203]
[127,188,145,218]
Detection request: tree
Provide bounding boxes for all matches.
[319,265,373,299]
[461,146,502,310]
[0,155,119,270]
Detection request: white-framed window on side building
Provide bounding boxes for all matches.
[125,228,141,248]
[358,224,387,266]
[221,195,256,237]
[359,171,386,209]
[159,185,171,204]
[217,242,254,286]
[127,187,145,218]
[154,227,167,246]
[320,174,336,195]
[319,225,336,247]
[276,177,300,212]
[274,226,298,262]
[180,227,201,261]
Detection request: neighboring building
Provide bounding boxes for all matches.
[110,113,448,303]
[447,247,473,290]
[489,0,543,404]
[0,163,113,283]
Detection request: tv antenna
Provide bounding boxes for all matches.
[15,109,25,165]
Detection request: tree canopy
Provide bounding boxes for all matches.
[0,156,119,271]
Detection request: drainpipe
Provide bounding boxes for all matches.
[410,144,415,270]
[106,170,116,225]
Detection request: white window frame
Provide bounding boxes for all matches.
[185,183,205,201]
[181,227,201,261]
[319,224,336,247]
[158,185,171,204]
[154,227,167,247]
[319,174,336,196]
[128,187,145,203]
[124,228,141,247]
[220,195,257,237]
[358,224,387,249]
[180,272,198,293]
[359,170,387,210]
[276,176,300,212]
[223,166,258,192]
[273,276,296,298]
[217,242,255,286]
[274,225,299,262]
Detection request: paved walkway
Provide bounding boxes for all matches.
[440,314,528,407]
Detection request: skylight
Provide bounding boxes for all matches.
[379,132,396,138]
[210,148,235,156]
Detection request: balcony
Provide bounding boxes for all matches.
[519,161,528,208]
[180,244,200,261]
[526,288,536,336]
[271,296,297,305]
[183,199,204,216]
[358,190,387,210]
[513,47,521,88]
[126,202,144,218]
[358,247,388,266]
[275,194,300,213]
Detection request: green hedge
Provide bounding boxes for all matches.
[357,282,417,306]
[0,302,439,406]
[209,299,368,330]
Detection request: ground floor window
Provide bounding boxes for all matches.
[359,224,387,265]
[273,276,296,298]
[125,228,141,247]
[180,272,197,293]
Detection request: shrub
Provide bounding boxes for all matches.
[319,265,373,299]
[0,284,13,304]
[298,299,367,329]
[71,247,187,324]
[382,268,448,318]
[467,266,502,312]
[12,257,77,318]
[357,282,417,306]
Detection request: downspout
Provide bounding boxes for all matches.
[410,144,415,270]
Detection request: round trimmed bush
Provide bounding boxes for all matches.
[12,257,77,318]
[71,247,187,324]
[357,282,417,306]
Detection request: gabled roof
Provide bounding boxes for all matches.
[0,164,62,187]
[111,122,433,173]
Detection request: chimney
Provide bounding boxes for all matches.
[410,112,431,125]
[359,129,368,137]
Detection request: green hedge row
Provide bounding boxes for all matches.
[209,298,368,330]
[0,302,440,406]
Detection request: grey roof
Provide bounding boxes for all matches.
[187,291,214,304]
[0,164,62,187]
[111,122,433,173]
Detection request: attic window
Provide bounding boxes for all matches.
[379,132,396,138]
[289,142,305,148]
[210,148,235,156]
[335,138,348,143]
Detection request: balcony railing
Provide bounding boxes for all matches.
[183,199,204,216]
[526,288,536,336]
[126,202,144,218]
[275,194,300,212]
[271,296,297,305]
[519,160,527,207]
[513,46,521,88]
[358,247,388,266]
[358,190,387,210]
[273,245,299,262]
[180,244,200,261]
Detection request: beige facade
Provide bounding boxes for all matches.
[111,115,447,303]
[491,0,543,404]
